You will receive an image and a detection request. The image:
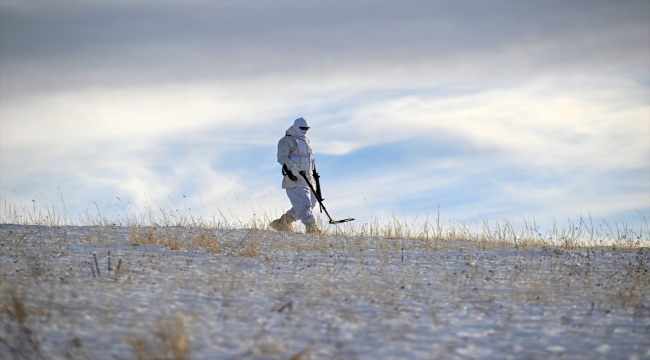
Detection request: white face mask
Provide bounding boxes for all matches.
[293,117,310,138]
[293,126,309,138]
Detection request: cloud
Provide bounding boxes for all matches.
[1,1,648,228]
[2,1,647,94]
[316,76,648,168]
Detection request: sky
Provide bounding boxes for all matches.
[1,1,649,230]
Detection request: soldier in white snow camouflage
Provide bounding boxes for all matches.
[270,117,320,234]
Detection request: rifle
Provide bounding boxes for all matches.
[313,170,324,213]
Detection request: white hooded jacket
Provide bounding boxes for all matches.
[277,126,316,189]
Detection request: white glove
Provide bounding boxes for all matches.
[289,165,304,178]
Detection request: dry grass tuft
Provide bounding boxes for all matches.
[2,291,28,325]
[0,288,45,359]
[128,227,184,250]
[126,311,190,360]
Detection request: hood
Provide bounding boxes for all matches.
[291,117,309,139]
[285,126,306,139]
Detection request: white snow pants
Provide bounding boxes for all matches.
[286,187,317,223]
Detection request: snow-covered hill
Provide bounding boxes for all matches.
[1,224,648,359]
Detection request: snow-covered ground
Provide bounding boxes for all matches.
[1,224,649,359]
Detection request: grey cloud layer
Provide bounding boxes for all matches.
[1,1,647,96]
